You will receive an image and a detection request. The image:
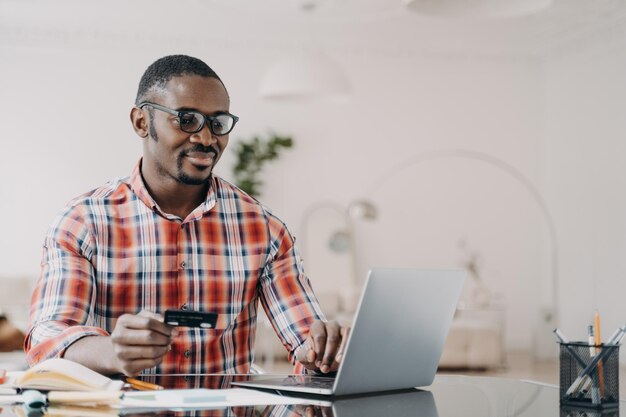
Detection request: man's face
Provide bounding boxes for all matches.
[141,75,231,186]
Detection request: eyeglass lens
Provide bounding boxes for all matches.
[180,112,235,135]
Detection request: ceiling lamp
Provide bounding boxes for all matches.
[402,0,553,18]
[258,50,352,101]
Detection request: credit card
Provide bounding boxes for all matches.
[164,310,218,329]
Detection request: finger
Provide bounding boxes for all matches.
[131,311,172,336]
[305,337,316,364]
[320,321,341,373]
[301,405,324,417]
[138,310,163,320]
[114,344,170,360]
[119,358,163,377]
[295,339,312,363]
[294,341,320,372]
[259,405,272,417]
[118,313,174,337]
[309,321,327,367]
[292,405,310,417]
[334,326,350,363]
[111,328,172,346]
[140,311,178,340]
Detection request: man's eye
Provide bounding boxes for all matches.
[179,115,196,126]
[211,119,224,131]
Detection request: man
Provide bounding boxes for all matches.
[26,55,348,376]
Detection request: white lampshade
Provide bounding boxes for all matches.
[259,50,352,100]
[402,0,553,18]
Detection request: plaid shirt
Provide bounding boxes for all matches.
[26,160,324,374]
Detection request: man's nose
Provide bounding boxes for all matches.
[189,124,216,147]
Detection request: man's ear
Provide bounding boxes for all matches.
[130,107,149,138]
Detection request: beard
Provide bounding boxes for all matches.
[177,169,210,185]
[175,147,216,185]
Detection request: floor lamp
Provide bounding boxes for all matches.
[348,148,559,359]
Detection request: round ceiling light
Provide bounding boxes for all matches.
[402,0,553,18]
[259,51,352,101]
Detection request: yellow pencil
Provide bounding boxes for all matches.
[126,377,164,391]
[594,310,604,398]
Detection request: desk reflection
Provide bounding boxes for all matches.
[118,388,436,417]
[1,375,563,417]
[261,390,438,417]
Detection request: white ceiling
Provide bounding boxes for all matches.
[1,0,626,59]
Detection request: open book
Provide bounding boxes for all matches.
[12,358,124,391]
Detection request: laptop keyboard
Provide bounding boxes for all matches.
[281,375,335,389]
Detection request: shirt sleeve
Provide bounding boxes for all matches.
[25,203,108,366]
[258,212,325,369]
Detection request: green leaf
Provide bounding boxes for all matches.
[231,133,295,198]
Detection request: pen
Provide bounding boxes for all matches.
[553,329,588,368]
[587,325,600,404]
[126,377,163,391]
[587,326,595,356]
[564,325,626,399]
[573,326,625,397]
[554,329,593,396]
[574,326,594,398]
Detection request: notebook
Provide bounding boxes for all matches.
[233,267,465,396]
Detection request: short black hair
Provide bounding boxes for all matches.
[135,55,225,105]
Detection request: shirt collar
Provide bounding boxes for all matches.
[128,159,217,221]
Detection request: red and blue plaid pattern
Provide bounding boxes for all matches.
[26,160,324,374]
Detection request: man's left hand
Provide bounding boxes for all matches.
[296,320,350,374]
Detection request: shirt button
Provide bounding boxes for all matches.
[184,350,191,358]
[181,303,188,310]
[183,376,190,381]
[180,261,186,269]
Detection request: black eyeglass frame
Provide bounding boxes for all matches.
[138,101,239,136]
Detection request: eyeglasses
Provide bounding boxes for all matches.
[138,102,239,136]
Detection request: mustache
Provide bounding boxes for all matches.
[182,145,218,156]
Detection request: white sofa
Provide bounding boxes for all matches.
[254,292,506,371]
[439,307,505,369]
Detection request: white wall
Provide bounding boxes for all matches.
[261,56,549,351]
[4,2,619,355]
[0,38,548,351]
[544,37,626,346]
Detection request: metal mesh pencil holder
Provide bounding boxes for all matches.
[559,406,620,417]
[559,342,619,409]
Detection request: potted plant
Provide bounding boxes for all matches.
[232,133,294,198]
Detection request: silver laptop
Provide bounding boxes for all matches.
[233,268,465,396]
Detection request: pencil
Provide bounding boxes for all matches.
[594,310,605,398]
[126,377,164,391]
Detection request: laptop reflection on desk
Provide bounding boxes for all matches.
[331,390,438,417]
[233,268,465,396]
[264,389,438,417]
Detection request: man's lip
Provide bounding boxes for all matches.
[185,151,217,166]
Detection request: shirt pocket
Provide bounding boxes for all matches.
[196,262,260,332]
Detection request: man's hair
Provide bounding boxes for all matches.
[135,55,225,105]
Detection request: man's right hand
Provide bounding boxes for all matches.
[110,311,176,376]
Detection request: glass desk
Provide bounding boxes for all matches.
[0,374,620,417]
